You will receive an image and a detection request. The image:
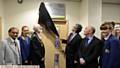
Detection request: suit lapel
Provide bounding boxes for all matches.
[68,34,77,43]
[15,40,21,53]
[7,38,19,57]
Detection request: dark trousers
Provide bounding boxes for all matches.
[66,55,74,68]
[39,61,45,68]
[74,63,81,68]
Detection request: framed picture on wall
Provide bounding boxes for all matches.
[45,3,65,20]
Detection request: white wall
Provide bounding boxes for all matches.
[79,0,88,37]
[102,4,120,22]
[0,0,4,40]
[65,2,81,33]
[79,0,88,27]
[0,0,4,17]
[79,0,102,38]
[88,0,102,38]
[3,0,81,38]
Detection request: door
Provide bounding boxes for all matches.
[54,20,68,68]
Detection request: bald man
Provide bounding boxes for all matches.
[78,26,103,68]
[29,24,45,68]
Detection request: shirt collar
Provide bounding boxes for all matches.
[21,36,28,40]
[9,37,17,43]
[104,33,111,40]
[72,32,77,35]
[86,35,94,40]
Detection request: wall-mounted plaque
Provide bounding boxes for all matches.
[45,3,65,19]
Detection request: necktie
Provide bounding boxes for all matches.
[85,37,89,46]
[14,41,17,47]
[14,41,20,54]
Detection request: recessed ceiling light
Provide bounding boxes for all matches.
[17,0,23,4]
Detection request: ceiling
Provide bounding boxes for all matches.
[61,0,81,2]
[102,0,120,4]
[63,0,120,3]
[8,0,119,3]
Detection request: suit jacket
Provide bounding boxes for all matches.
[29,32,45,65]
[65,33,82,58]
[100,35,120,68]
[64,33,82,68]
[65,33,82,65]
[78,36,103,68]
[18,36,30,63]
[0,37,21,65]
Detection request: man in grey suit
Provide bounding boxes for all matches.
[0,27,21,65]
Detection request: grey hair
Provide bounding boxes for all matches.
[33,24,41,32]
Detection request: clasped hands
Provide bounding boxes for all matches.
[79,58,86,65]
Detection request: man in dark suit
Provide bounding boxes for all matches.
[29,24,45,68]
[78,26,103,68]
[100,23,120,68]
[62,24,82,68]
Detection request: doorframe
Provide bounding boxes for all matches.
[0,17,2,40]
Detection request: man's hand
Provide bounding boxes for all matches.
[74,60,78,63]
[79,58,85,65]
[25,60,28,63]
[41,57,45,61]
